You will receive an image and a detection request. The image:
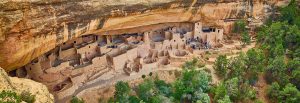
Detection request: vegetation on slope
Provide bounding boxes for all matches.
[0,90,36,103]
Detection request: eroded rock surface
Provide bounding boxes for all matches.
[0,0,289,71]
[0,67,54,103]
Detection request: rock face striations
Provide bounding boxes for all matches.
[0,67,54,103]
[0,0,288,71]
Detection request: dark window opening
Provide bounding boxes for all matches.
[202,27,216,33]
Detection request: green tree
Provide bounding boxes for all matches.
[241,32,251,45]
[137,79,155,102]
[214,55,229,78]
[173,69,197,101]
[71,96,84,103]
[225,78,240,101]
[193,70,212,92]
[291,69,300,89]
[128,96,141,103]
[280,0,299,25]
[154,78,172,97]
[213,83,228,101]
[287,58,300,89]
[173,69,212,102]
[266,56,289,86]
[233,20,247,33]
[217,95,232,103]
[114,81,131,103]
[228,53,246,80]
[267,82,281,101]
[279,83,300,103]
[194,92,210,103]
[244,49,265,84]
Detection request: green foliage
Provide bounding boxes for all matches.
[0,90,21,103]
[71,96,84,103]
[244,49,265,84]
[252,1,300,102]
[217,95,232,103]
[137,79,155,102]
[194,92,210,103]
[142,75,146,78]
[20,91,35,103]
[128,96,141,103]
[280,0,300,26]
[279,83,300,103]
[291,68,300,89]
[213,83,228,101]
[241,32,251,45]
[267,82,281,100]
[266,56,289,86]
[114,81,131,103]
[149,72,153,76]
[257,20,300,59]
[233,20,247,33]
[154,78,172,97]
[228,53,246,79]
[214,55,229,78]
[225,78,240,101]
[172,69,212,102]
[173,79,187,100]
[182,57,200,69]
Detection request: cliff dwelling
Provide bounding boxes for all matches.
[8,21,227,93]
[1,0,293,103]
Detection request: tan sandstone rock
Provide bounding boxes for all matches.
[0,67,54,103]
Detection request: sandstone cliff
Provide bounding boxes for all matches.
[0,67,54,103]
[0,0,289,71]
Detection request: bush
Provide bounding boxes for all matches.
[20,91,35,103]
[137,79,155,102]
[0,90,21,103]
[241,32,251,45]
[114,81,131,103]
[142,75,146,78]
[233,20,247,33]
[279,83,300,103]
[213,55,229,78]
[267,82,281,100]
[149,72,153,76]
[71,96,84,103]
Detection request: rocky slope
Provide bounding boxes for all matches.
[0,0,289,71]
[0,67,54,103]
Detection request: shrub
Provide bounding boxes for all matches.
[267,82,281,100]
[279,83,300,103]
[114,81,131,103]
[213,55,229,78]
[241,32,251,45]
[142,75,146,78]
[20,91,35,103]
[149,72,153,76]
[71,96,84,103]
[233,20,247,33]
[0,90,21,103]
